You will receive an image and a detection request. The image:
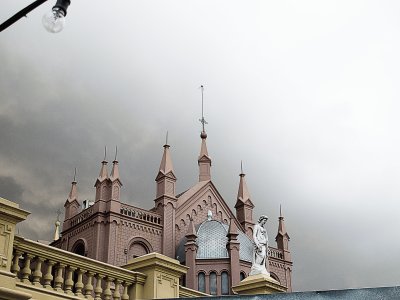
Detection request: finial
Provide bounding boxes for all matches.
[165,131,169,146]
[73,167,77,182]
[207,210,212,221]
[241,160,243,174]
[199,85,208,138]
[114,145,118,162]
[103,146,107,162]
[280,204,284,219]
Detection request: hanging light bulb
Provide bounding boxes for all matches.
[42,0,71,33]
[42,8,65,33]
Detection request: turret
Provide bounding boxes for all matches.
[154,135,178,258]
[63,170,80,230]
[234,162,254,236]
[155,137,176,198]
[275,205,290,261]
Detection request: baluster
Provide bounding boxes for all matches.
[103,277,113,300]
[121,282,129,300]
[11,250,22,275]
[84,271,94,299]
[20,253,33,284]
[113,279,121,300]
[94,274,103,300]
[74,269,84,297]
[43,260,55,289]
[53,263,65,292]
[32,257,43,286]
[64,266,75,295]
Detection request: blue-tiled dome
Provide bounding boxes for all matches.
[176,219,253,263]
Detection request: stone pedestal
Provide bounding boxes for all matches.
[123,252,188,299]
[232,273,286,295]
[0,197,31,300]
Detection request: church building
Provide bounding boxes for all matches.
[52,121,293,295]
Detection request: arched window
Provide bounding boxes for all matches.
[209,272,217,295]
[198,272,206,293]
[72,240,85,256]
[270,272,281,284]
[130,242,148,258]
[240,272,246,281]
[221,271,229,295]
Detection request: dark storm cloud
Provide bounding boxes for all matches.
[2,0,400,293]
[0,176,23,202]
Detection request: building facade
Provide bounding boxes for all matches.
[53,129,293,295]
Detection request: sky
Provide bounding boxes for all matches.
[1,0,400,292]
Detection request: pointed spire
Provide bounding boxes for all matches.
[67,169,78,202]
[237,162,251,203]
[53,209,61,241]
[98,146,109,182]
[278,204,287,236]
[158,132,175,176]
[198,86,211,181]
[110,146,121,182]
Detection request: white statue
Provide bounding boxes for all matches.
[250,215,269,276]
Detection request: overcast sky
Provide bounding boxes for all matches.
[1,0,400,292]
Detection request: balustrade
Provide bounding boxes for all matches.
[120,204,162,225]
[11,235,146,300]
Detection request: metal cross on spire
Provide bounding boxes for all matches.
[56,209,62,222]
[199,85,208,132]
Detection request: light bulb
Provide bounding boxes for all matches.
[42,8,65,33]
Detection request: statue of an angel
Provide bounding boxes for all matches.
[249,215,269,276]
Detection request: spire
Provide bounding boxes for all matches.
[198,85,211,181]
[276,205,290,254]
[277,205,288,236]
[110,146,121,183]
[67,168,78,202]
[155,133,177,198]
[53,209,61,241]
[237,161,251,203]
[158,132,175,176]
[97,146,109,182]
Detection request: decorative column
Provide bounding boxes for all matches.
[184,219,198,290]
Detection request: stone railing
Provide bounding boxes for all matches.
[120,204,162,226]
[179,286,209,298]
[268,247,284,260]
[11,235,147,300]
[70,207,94,227]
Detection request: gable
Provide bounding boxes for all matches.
[175,181,243,236]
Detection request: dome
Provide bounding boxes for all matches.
[176,219,254,263]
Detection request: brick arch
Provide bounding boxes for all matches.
[71,238,88,256]
[270,272,281,284]
[127,237,153,258]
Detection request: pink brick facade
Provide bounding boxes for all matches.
[53,131,293,295]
